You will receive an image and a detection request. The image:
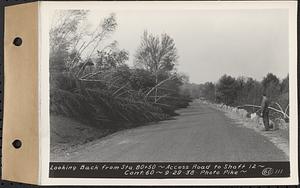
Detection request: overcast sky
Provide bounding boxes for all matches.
[82,8,289,84]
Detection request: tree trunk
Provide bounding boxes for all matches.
[155,72,158,103]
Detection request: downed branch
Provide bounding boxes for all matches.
[144,75,177,101]
[236,104,289,119]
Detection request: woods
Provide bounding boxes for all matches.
[50,11,190,129]
[189,73,289,121]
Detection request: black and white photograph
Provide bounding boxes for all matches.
[44,1,297,183]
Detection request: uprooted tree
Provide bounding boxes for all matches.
[50,10,190,129]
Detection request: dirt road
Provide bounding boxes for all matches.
[62,101,288,162]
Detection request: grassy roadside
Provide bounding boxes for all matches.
[50,115,112,161]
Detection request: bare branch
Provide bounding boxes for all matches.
[145,75,176,100]
[112,83,129,96]
[237,104,289,119]
[284,105,289,115]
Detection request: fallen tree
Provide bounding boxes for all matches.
[236,104,289,119]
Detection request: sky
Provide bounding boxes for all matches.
[65,7,290,84]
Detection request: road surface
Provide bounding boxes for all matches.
[65,101,288,162]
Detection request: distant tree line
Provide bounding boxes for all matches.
[181,73,289,119]
[50,10,190,129]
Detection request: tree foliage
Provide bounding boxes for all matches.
[201,82,216,102]
[216,75,238,105]
[134,31,178,73]
[134,31,180,103]
[262,73,281,100]
[199,73,289,119]
[50,10,89,75]
[50,11,190,130]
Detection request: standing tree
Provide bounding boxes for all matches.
[134,31,179,102]
[262,73,281,100]
[201,82,216,102]
[50,10,89,75]
[216,75,238,105]
[281,74,289,93]
[243,77,263,106]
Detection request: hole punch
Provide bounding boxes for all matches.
[13,37,22,46]
[12,139,22,149]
